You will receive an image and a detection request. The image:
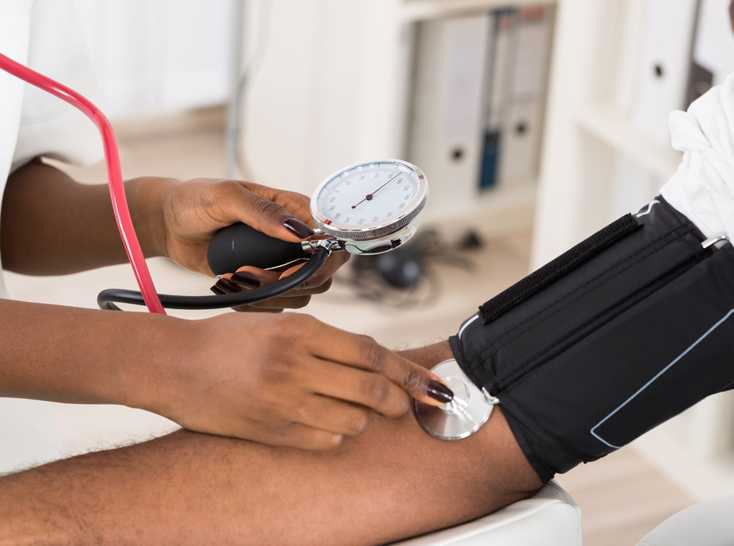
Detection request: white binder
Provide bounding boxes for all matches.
[499,100,545,185]
[408,14,492,217]
[693,0,734,86]
[633,0,699,146]
[610,0,698,217]
[496,8,553,187]
[480,9,515,192]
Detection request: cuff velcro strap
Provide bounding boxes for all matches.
[479,214,642,324]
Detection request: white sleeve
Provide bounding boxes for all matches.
[11,0,103,172]
[660,73,734,241]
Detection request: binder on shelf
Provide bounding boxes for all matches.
[633,0,698,145]
[499,100,545,184]
[480,6,553,193]
[688,0,734,104]
[478,128,501,191]
[407,13,492,214]
[610,0,698,216]
[407,4,554,212]
[479,8,515,192]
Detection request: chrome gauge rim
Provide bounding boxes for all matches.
[310,159,428,244]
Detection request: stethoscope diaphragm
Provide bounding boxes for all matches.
[413,359,498,441]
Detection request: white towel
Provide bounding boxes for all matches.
[661,73,734,240]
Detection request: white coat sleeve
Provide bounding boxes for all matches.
[11,0,103,172]
[661,73,734,241]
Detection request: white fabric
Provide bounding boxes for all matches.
[0,1,33,299]
[0,0,101,298]
[661,73,734,241]
[391,482,582,546]
[12,0,101,170]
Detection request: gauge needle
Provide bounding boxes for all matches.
[351,171,402,209]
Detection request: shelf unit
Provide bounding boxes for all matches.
[401,0,555,21]
[242,0,550,236]
[575,101,681,181]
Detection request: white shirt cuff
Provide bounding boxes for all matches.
[660,73,734,240]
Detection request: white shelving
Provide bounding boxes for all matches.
[422,181,538,242]
[576,101,681,180]
[243,0,552,230]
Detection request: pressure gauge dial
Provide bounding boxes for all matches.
[310,159,428,255]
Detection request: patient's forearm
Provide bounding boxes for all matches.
[0,342,541,546]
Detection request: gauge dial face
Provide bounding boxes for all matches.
[311,160,427,239]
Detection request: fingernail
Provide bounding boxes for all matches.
[283,217,314,239]
[231,271,261,288]
[213,279,242,293]
[427,380,454,404]
[210,284,226,295]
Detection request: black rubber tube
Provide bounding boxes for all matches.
[97,247,329,311]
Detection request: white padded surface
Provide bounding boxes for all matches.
[638,496,734,546]
[392,481,582,546]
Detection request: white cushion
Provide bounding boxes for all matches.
[392,481,582,546]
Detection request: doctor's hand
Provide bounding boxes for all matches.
[136,313,454,449]
[136,177,348,311]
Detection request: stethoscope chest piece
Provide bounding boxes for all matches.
[414,359,498,441]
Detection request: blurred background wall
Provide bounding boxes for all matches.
[74,0,234,117]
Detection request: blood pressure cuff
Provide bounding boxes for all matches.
[449,197,734,482]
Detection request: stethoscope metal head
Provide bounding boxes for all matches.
[413,359,498,441]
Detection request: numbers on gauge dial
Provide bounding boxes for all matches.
[316,163,421,229]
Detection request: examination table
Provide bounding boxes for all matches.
[392,482,734,546]
[393,481,582,545]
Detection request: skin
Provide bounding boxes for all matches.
[0,160,448,448]
[0,342,543,546]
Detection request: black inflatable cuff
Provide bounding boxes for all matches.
[450,198,734,481]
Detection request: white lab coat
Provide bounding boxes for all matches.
[662,73,734,242]
[0,0,100,297]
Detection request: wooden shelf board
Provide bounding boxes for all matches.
[423,181,538,239]
[401,0,557,22]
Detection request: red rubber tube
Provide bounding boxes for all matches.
[0,52,166,314]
